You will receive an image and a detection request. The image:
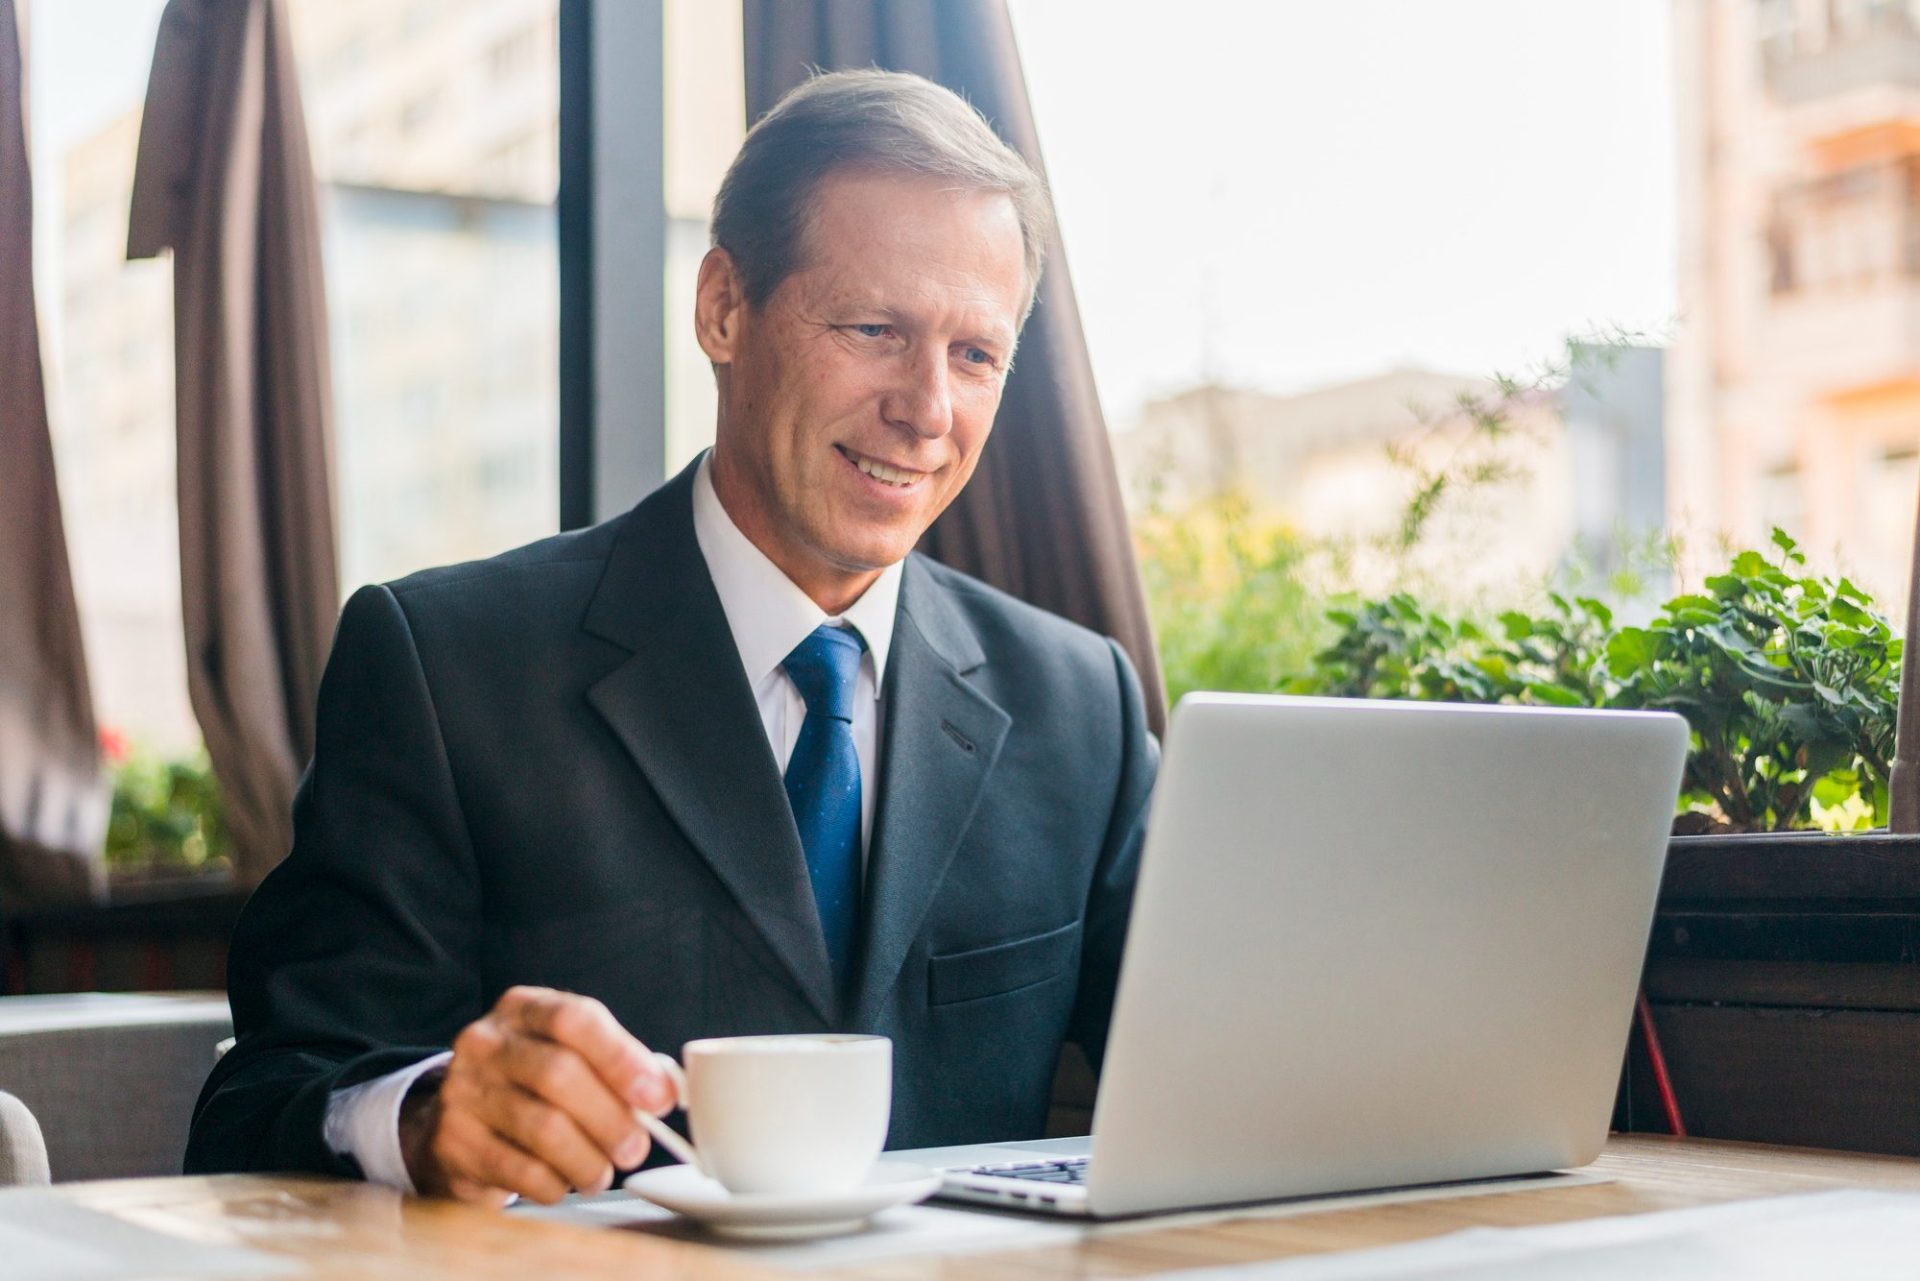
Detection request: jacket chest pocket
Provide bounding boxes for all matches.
[928,920,1082,1006]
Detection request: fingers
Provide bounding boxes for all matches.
[430,1102,572,1205]
[414,988,668,1205]
[494,1032,651,1170]
[497,987,674,1114]
[485,1078,617,1196]
[435,1067,614,1202]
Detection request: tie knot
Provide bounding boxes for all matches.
[782,625,865,722]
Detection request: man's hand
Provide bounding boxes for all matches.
[400,986,676,1205]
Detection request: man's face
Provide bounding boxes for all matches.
[697,169,1029,609]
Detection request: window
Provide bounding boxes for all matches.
[30,0,188,754]
[662,0,745,473]
[286,0,560,589]
[27,1,561,756]
[1013,0,1678,615]
[1013,0,1920,639]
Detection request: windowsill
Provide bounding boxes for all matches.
[6,868,244,930]
[1661,830,1920,904]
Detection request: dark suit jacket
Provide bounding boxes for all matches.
[185,459,1157,1177]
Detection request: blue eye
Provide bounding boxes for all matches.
[855,323,888,338]
[963,347,993,366]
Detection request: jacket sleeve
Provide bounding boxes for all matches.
[1066,637,1159,1071]
[185,583,485,1176]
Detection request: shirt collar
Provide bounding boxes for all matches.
[691,451,901,697]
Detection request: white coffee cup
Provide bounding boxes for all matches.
[634,1033,891,1196]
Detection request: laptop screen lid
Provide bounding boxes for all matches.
[1084,694,1688,1218]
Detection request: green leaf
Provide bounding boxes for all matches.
[1606,627,1657,674]
[1525,682,1586,708]
[1498,610,1534,641]
[1812,768,1860,808]
[1701,623,1760,656]
[1778,704,1827,743]
[1830,598,1872,628]
[1149,517,1899,839]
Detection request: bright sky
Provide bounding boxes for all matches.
[25,0,169,347]
[1009,0,1677,426]
[29,0,1676,430]
[26,0,167,152]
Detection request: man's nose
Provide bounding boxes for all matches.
[882,347,953,440]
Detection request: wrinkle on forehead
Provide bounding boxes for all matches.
[782,171,1028,341]
[787,166,1033,279]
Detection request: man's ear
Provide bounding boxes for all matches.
[694,246,746,365]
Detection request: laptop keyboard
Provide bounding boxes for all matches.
[968,1157,1090,1185]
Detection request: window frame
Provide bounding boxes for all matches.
[558,0,669,530]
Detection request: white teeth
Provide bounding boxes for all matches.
[851,453,917,486]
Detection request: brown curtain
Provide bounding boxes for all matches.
[745,0,1168,733]
[127,0,339,885]
[1892,498,1920,831]
[0,0,108,907]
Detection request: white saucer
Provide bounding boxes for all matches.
[623,1161,942,1239]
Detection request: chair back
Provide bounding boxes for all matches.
[0,1090,49,1185]
[0,992,231,1181]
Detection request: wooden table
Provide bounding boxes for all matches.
[46,1136,1920,1279]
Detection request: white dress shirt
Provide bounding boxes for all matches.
[322,451,904,1191]
[690,451,900,857]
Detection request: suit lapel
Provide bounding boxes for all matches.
[850,557,1011,1027]
[582,464,837,1025]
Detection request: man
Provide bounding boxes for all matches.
[186,69,1157,1206]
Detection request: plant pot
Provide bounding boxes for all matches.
[1624,831,1920,1154]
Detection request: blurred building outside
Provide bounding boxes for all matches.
[1670,0,1920,613]
[1112,349,1669,608]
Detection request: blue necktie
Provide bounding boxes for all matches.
[782,625,866,992]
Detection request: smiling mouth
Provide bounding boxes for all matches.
[836,445,928,489]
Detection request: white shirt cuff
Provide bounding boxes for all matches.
[321,1051,453,1194]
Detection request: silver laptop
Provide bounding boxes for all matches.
[897,693,1689,1218]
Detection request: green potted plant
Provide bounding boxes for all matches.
[1275,532,1919,1154]
[102,738,234,883]
[1620,535,1920,1155]
[4,738,242,995]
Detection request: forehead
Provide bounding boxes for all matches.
[788,169,1028,331]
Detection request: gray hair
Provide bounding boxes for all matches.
[711,69,1052,316]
